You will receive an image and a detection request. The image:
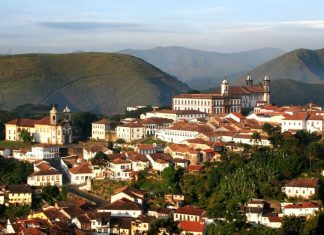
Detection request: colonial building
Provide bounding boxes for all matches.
[172,76,270,114]
[281,178,319,199]
[5,106,72,145]
[116,123,146,142]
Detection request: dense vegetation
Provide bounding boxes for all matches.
[0,157,33,185]
[0,53,189,115]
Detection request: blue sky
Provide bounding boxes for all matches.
[1,0,324,53]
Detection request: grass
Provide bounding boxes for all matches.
[0,53,189,115]
[141,137,167,145]
[91,179,129,200]
[0,140,32,149]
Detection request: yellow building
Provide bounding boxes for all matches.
[6,185,32,206]
[5,106,72,145]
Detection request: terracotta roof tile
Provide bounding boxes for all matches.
[178,221,205,233]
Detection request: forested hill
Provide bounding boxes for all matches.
[0,53,189,115]
[238,48,324,84]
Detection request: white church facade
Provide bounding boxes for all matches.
[172,76,270,114]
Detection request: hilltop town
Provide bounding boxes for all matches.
[0,75,323,234]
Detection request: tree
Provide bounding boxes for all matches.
[251,132,261,144]
[281,216,306,235]
[107,141,114,150]
[306,142,324,168]
[116,138,126,144]
[19,129,33,143]
[91,151,108,166]
[148,218,179,235]
[262,123,275,135]
[72,112,98,140]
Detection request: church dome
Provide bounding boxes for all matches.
[63,106,71,113]
[246,75,252,81]
[222,78,228,84]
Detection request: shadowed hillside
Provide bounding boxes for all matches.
[0,53,189,115]
[238,48,324,84]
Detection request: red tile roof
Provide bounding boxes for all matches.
[188,165,204,172]
[284,202,319,209]
[5,118,36,127]
[178,221,205,233]
[93,118,112,125]
[175,206,205,216]
[100,199,142,211]
[69,162,93,174]
[284,178,319,188]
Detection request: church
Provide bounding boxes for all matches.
[172,76,270,114]
[5,106,73,145]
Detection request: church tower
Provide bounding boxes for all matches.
[63,106,72,121]
[221,78,229,96]
[263,75,270,103]
[246,75,253,86]
[50,105,58,125]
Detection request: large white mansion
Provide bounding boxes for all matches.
[5,106,73,145]
[172,76,270,114]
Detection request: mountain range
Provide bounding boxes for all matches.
[0,53,189,115]
[120,46,285,89]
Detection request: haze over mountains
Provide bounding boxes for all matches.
[120,46,285,89]
[0,53,189,115]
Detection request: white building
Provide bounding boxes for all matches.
[173,206,205,222]
[98,199,142,218]
[107,158,133,180]
[281,202,320,217]
[281,113,323,133]
[140,117,174,136]
[146,153,173,172]
[281,178,318,199]
[128,154,150,172]
[5,106,72,145]
[156,121,212,144]
[26,146,60,160]
[116,123,146,142]
[172,76,270,114]
[111,186,146,205]
[27,161,62,187]
[91,119,113,140]
[67,162,95,185]
[141,109,207,122]
[82,144,108,161]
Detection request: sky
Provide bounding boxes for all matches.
[1,0,324,54]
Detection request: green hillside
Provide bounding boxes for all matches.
[238,48,324,84]
[120,46,284,89]
[206,79,324,106]
[0,53,189,115]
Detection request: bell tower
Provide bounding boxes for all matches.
[263,75,270,104]
[221,78,229,96]
[50,105,58,125]
[246,75,253,86]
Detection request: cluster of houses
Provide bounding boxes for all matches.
[1,77,324,234]
[244,178,321,228]
[1,186,207,235]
